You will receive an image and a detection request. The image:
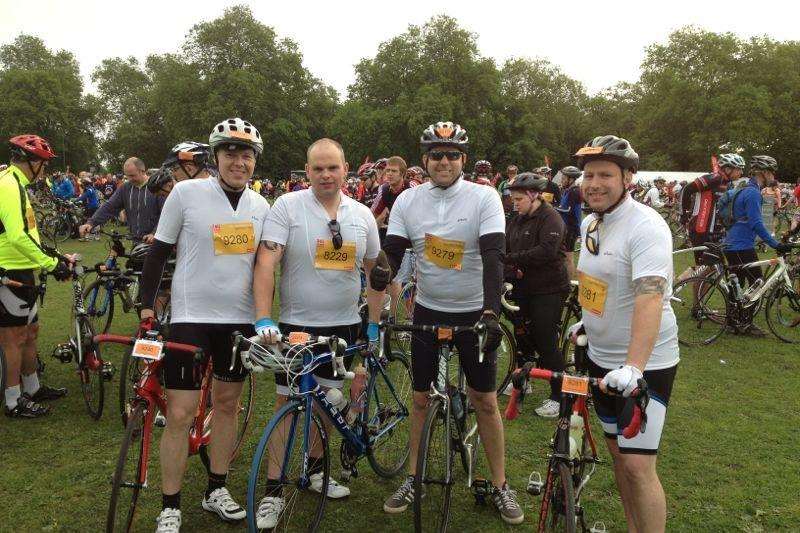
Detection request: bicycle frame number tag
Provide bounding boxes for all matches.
[287,331,311,344]
[132,339,164,361]
[561,375,589,396]
[437,327,453,341]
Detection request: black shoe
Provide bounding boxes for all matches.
[4,393,50,418]
[30,384,68,402]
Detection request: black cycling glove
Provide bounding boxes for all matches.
[51,258,72,281]
[368,250,392,291]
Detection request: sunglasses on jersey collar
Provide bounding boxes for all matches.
[427,150,464,162]
[328,219,343,250]
[585,217,601,255]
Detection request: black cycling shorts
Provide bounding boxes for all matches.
[163,322,254,390]
[0,269,39,327]
[274,322,362,395]
[586,357,677,455]
[410,304,496,393]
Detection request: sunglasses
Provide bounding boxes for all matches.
[585,217,601,255]
[328,219,343,250]
[428,150,463,162]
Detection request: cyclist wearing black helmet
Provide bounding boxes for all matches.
[504,173,570,418]
[376,121,524,525]
[534,165,561,206]
[148,142,214,198]
[576,135,679,533]
[556,165,583,279]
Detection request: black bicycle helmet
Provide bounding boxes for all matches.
[575,135,639,172]
[146,166,175,195]
[506,172,548,192]
[560,166,582,179]
[749,155,778,172]
[420,121,469,151]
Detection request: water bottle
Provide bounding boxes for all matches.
[742,278,764,301]
[729,273,743,301]
[568,413,584,459]
[449,385,464,423]
[325,387,349,417]
[346,364,368,425]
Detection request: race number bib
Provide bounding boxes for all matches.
[132,338,164,361]
[578,271,608,317]
[424,233,465,270]
[212,222,255,255]
[314,239,357,271]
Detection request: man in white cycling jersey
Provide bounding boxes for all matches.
[250,138,386,529]
[575,135,679,533]
[139,118,270,533]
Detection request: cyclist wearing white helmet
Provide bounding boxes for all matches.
[139,118,270,532]
[147,142,214,198]
[576,135,678,533]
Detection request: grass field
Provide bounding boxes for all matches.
[1,237,799,532]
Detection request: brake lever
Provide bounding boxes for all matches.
[230,333,243,371]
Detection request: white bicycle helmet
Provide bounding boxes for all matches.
[209,118,263,156]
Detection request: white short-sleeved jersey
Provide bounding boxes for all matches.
[154,177,269,323]
[577,196,679,370]
[261,189,380,327]
[387,177,505,313]
[644,187,664,208]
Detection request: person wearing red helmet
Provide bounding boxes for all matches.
[356,162,380,206]
[1,134,75,418]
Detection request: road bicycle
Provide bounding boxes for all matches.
[671,243,800,345]
[505,335,649,533]
[97,331,255,532]
[39,198,83,244]
[235,330,411,532]
[380,322,487,533]
[49,256,115,420]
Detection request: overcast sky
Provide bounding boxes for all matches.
[1,0,797,98]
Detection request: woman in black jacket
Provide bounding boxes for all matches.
[505,173,570,418]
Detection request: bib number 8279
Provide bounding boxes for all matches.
[431,246,455,261]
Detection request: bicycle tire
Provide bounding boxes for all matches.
[106,403,147,533]
[671,275,728,346]
[246,400,328,532]
[765,282,800,343]
[77,316,104,420]
[540,461,576,533]
[83,278,115,334]
[366,349,412,477]
[494,321,516,396]
[231,372,256,462]
[392,281,416,353]
[0,346,6,400]
[414,398,452,533]
[118,347,146,427]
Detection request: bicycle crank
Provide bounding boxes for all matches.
[52,340,77,363]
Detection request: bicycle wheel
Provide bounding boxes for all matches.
[671,275,728,346]
[53,215,71,242]
[0,346,6,400]
[366,349,412,477]
[230,372,256,462]
[494,321,516,395]
[459,382,482,485]
[765,282,800,343]
[118,347,146,427]
[76,316,104,419]
[106,403,147,533]
[83,278,115,334]
[414,399,453,533]
[392,281,416,353]
[539,461,576,533]
[246,400,328,533]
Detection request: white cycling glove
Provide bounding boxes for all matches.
[601,365,643,398]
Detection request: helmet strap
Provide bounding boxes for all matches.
[179,161,203,179]
[25,159,44,181]
[590,166,628,218]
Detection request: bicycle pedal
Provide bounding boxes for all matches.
[154,412,167,428]
[590,521,607,533]
[527,471,543,495]
[470,477,491,505]
[101,362,115,381]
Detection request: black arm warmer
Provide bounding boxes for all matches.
[139,239,173,312]
[382,234,413,278]
[479,232,505,315]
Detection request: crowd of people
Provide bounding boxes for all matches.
[2,116,799,533]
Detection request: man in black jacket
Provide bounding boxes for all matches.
[504,173,570,418]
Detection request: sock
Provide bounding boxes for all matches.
[308,457,325,477]
[5,385,22,409]
[22,372,40,396]
[162,491,180,511]
[206,471,227,498]
[264,479,283,498]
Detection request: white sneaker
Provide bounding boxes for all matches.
[201,487,246,521]
[535,399,559,418]
[155,508,181,533]
[255,496,285,529]
[501,381,532,396]
[309,472,350,499]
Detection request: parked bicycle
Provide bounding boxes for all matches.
[236,329,411,532]
[505,334,649,533]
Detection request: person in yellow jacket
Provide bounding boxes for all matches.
[1,134,75,418]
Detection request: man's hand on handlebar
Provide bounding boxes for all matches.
[255,317,281,344]
[476,310,502,353]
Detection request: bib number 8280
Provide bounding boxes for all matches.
[222,233,249,246]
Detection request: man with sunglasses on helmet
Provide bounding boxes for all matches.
[250,138,385,529]
[374,121,524,525]
[138,118,270,532]
[1,135,74,418]
[576,135,679,533]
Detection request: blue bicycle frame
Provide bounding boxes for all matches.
[85,256,117,317]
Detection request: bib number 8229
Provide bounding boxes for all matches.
[323,250,349,262]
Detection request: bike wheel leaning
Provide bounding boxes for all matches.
[106,403,147,533]
[671,275,728,346]
[414,399,453,533]
[83,278,115,334]
[230,372,256,462]
[765,283,800,343]
[494,321,516,396]
[76,316,104,419]
[392,281,416,353]
[118,346,146,427]
[540,461,576,533]
[366,349,412,477]
[246,400,329,533]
